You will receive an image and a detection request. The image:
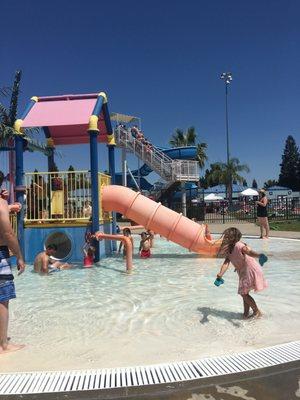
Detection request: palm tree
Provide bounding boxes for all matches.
[0,71,22,145]
[169,128,186,147]
[169,126,208,169]
[208,157,250,202]
[0,71,48,153]
[196,142,208,169]
[263,179,278,189]
[185,126,197,145]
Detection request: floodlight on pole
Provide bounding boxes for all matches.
[220,72,233,166]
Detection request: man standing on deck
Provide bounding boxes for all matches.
[0,170,25,354]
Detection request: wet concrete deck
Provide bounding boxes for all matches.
[5,360,299,400]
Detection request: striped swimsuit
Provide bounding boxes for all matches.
[0,246,16,302]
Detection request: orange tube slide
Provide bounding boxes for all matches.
[102,185,222,257]
[94,232,133,272]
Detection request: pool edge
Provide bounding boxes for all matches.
[1,340,299,398]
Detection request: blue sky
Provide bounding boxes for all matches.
[1,0,300,187]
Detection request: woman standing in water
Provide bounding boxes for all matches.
[256,189,269,239]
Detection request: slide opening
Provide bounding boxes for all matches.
[44,231,72,261]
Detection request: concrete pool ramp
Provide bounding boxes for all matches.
[120,221,300,240]
[1,341,299,399]
[208,222,300,240]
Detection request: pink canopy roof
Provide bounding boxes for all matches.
[22,94,110,145]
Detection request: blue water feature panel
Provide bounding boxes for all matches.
[24,222,113,263]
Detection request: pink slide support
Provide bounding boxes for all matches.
[102,185,222,257]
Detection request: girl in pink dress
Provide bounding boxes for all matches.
[216,227,268,318]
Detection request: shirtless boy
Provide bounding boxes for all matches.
[139,232,151,258]
[118,228,134,257]
[34,244,71,274]
[0,171,26,354]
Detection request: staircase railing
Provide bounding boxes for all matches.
[115,127,173,179]
[115,127,199,182]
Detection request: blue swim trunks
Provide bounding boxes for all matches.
[0,246,15,302]
[0,280,16,302]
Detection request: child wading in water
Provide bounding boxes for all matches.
[216,227,267,319]
[83,246,95,268]
[139,232,151,258]
[118,228,134,256]
[146,229,154,248]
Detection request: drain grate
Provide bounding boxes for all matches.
[0,341,299,395]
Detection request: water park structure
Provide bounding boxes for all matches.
[3,90,219,263]
[10,92,115,262]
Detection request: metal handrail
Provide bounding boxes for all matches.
[115,127,199,182]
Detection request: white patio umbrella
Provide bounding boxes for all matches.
[204,193,224,201]
[241,188,259,196]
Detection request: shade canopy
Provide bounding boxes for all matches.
[21,94,111,145]
[110,113,139,124]
[241,188,259,196]
[204,193,224,201]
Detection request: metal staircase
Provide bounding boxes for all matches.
[153,181,181,202]
[115,127,199,182]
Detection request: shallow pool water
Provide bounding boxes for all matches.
[2,236,300,373]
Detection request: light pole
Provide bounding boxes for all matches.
[221,72,233,201]
[220,72,232,167]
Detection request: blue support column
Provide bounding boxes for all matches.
[108,145,116,185]
[89,130,100,262]
[88,95,105,262]
[15,136,25,255]
[108,145,117,249]
[103,96,116,250]
[13,96,38,257]
[102,102,115,145]
[44,128,55,172]
[47,149,55,172]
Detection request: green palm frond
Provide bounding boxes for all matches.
[186,126,196,145]
[0,71,49,154]
[196,143,208,169]
[24,126,43,138]
[0,103,9,123]
[0,87,12,97]
[0,126,18,149]
[169,126,208,169]
[169,128,185,147]
[0,125,47,154]
[206,157,250,201]
[8,70,21,124]
[0,123,15,137]
[25,136,51,155]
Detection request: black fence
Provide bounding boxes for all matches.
[168,197,300,223]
